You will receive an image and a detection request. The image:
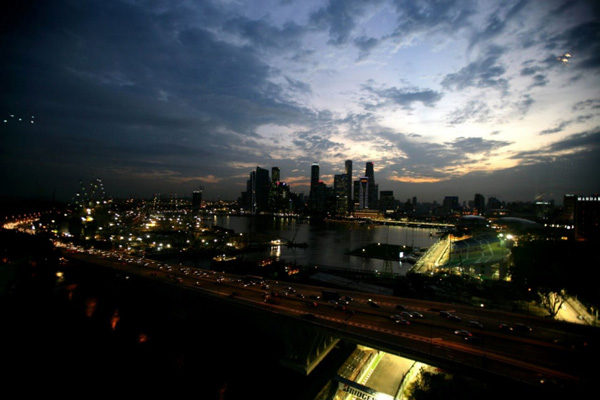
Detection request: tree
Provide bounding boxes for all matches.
[538,289,565,318]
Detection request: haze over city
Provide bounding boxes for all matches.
[1,0,599,202]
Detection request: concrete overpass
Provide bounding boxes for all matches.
[61,248,597,394]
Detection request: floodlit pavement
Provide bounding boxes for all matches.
[364,353,414,398]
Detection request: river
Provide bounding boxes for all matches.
[202,215,439,275]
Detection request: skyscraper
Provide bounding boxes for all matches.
[192,188,203,211]
[311,163,319,188]
[443,196,459,214]
[271,167,280,184]
[254,167,270,213]
[345,160,353,212]
[365,162,378,209]
[379,190,395,212]
[474,193,485,215]
[575,195,600,241]
[358,177,369,209]
[334,173,349,215]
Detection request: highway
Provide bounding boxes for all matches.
[59,245,596,390]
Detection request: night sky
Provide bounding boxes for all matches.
[1,0,599,202]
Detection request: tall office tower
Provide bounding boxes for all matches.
[311,163,320,188]
[345,160,353,212]
[379,190,395,212]
[254,167,270,213]
[443,196,459,214]
[247,171,256,212]
[563,194,576,223]
[575,195,600,241]
[334,174,349,215]
[271,167,280,184]
[358,177,369,209]
[310,162,319,210]
[487,196,502,210]
[192,188,203,211]
[365,162,378,209]
[474,193,485,215]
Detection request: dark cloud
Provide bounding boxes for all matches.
[512,128,600,164]
[446,137,511,154]
[573,99,600,111]
[310,0,381,45]
[362,83,443,110]
[0,0,318,199]
[441,46,508,92]
[548,128,600,152]
[520,66,539,76]
[353,36,379,60]
[529,74,548,88]
[391,0,475,38]
[447,100,491,125]
[469,0,529,49]
[340,125,510,183]
[544,21,600,70]
[223,16,305,51]
[540,120,572,135]
[406,147,600,203]
[285,77,312,94]
[515,94,534,115]
[539,115,596,135]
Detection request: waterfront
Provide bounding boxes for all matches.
[203,215,439,275]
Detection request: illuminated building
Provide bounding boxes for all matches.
[192,188,203,211]
[271,167,280,184]
[345,160,353,212]
[379,190,395,214]
[474,193,485,215]
[443,196,459,214]
[357,177,369,210]
[365,162,378,209]
[334,174,350,215]
[575,196,600,241]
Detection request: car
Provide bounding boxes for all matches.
[328,299,338,305]
[296,293,306,299]
[390,314,403,320]
[448,314,461,322]
[439,310,452,318]
[454,329,472,337]
[464,335,482,344]
[513,323,533,334]
[410,311,424,318]
[368,299,380,308]
[468,320,484,329]
[394,318,410,325]
[399,311,413,319]
[498,323,513,332]
[309,295,321,301]
[341,295,354,304]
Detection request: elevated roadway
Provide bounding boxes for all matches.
[60,247,597,392]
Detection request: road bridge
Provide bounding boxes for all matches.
[61,249,597,394]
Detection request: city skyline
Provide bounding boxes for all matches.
[1,0,599,202]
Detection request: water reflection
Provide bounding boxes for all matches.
[206,216,438,274]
